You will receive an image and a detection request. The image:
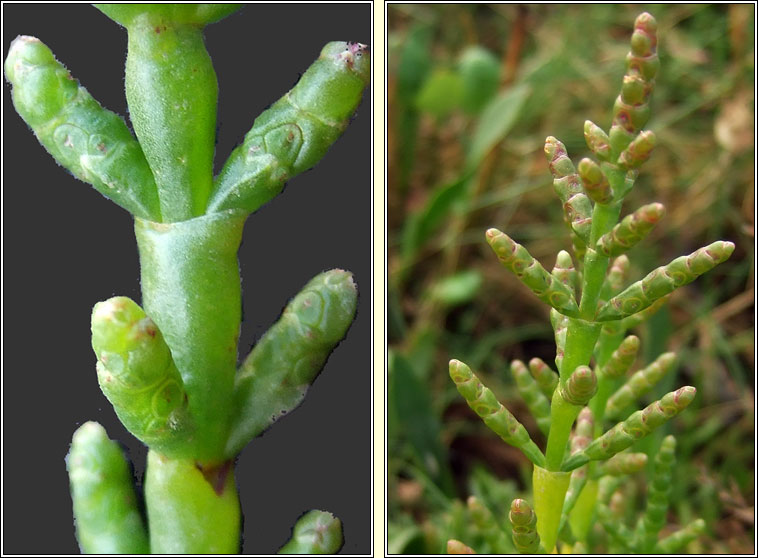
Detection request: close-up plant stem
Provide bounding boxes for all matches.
[441,11,741,554]
[3,3,370,554]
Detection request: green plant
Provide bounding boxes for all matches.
[447,13,734,554]
[4,3,368,554]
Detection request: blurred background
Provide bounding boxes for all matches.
[387,4,754,554]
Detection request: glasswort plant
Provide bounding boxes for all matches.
[447,13,733,554]
[4,3,369,554]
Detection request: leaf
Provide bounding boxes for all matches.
[387,524,425,555]
[428,270,483,307]
[466,83,530,169]
[415,68,464,119]
[400,172,473,262]
[389,351,455,496]
[458,45,501,115]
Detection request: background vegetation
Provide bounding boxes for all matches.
[387,4,754,554]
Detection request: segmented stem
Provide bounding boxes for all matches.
[551,250,580,298]
[654,518,706,554]
[4,36,160,220]
[639,435,677,552]
[563,387,695,470]
[578,157,613,205]
[560,365,598,406]
[67,422,149,554]
[601,335,641,379]
[511,360,552,435]
[596,241,735,321]
[467,496,510,554]
[609,12,658,156]
[486,228,580,317]
[560,408,593,536]
[595,452,648,477]
[596,203,665,257]
[606,255,631,296]
[209,42,370,215]
[605,352,676,419]
[509,499,542,554]
[529,357,559,399]
[584,120,611,161]
[449,359,545,467]
[544,136,593,243]
[91,297,193,457]
[226,270,357,457]
[278,510,344,554]
[446,540,476,554]
[550,309,569,374]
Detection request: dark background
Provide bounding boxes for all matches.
[3,3,371,555]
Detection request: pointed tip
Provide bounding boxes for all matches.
[675,386,697,407]
[578,406,594,420]
[485,227,501,240]
[449,359,470,379]
[645,201,666,219]
[635,12,658,32]
[624,334,640,346]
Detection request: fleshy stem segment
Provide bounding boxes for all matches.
[562,387,695,471]
[277,510,344,554]
[596,241,735,321]
[4,35,161,220]
[449,359,545,467]
[91,297,193,458]
[67,422,149,554]
[209,42,370,215]
[225,269,358,457]
[121,8,219,221]
[637,435,676,551]
[509,499,543,554]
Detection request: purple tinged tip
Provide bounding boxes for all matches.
[635,12,658,33]
[675,386,696,407]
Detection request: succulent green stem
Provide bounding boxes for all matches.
[278,510,344,554]
[638,435,677,551]
[145,450,240,553]
[449,359,546,467]
[512,360,552,435]
[91,297,193,457]
[654,518,706,553]
[467,497,510,554]
[563,387,695,471]
[509,498,544,554]
[67,422,149,554]
[532,468,570,552]
[135,210,246,463]
[226,270,358,457]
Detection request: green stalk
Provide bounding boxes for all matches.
[545,391,581,471]
[532,466,570,552]
[278,511,344,554]
[145,450,240,553]
[67,423,149,554]
[545,318,598,470]
[579,201,622,319]
[135,210,246,463]
[568,478,598,541]
[124,13,218,220]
